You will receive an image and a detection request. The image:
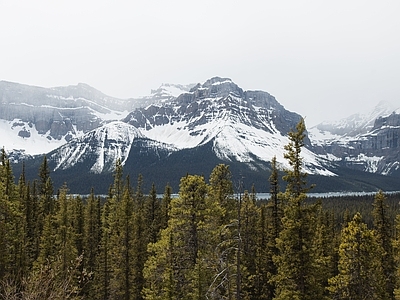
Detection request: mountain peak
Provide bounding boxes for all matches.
[203,77,233,86]
[188,77,243,99]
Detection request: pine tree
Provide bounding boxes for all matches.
[393,215,400,299]
[160,183,172,231]
[93,197,112,300]
[0,151,19,282]
[208,164,235,226]
[143,174,210,299]
[273,118,322,300]
[54,184,78,288]
[373,190,395,299]
[109,178,135,300]
[328,212,387,299]
[144,183,161,244]
[82,188,101,299]
[240,190,260,299]
[38,156,54,216]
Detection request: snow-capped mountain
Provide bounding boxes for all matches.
[0,81,132,156]
[123,77,333,175]
[309,102,400,177]
[309,100,396,145]
[51,121,142,174]
[0,81,191,158]
[5,77,400,193]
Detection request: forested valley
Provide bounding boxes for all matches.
[2,119,400,300]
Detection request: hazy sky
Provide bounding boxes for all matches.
[1,0,399,126]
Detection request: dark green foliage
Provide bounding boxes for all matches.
[3,132,400,299]
[372,191,395,299]
[328,213,387,299]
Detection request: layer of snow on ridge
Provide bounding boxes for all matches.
[0,119,77,155]
[53,121,142,173]
[308,127,353,146]
[211,79,233,85]
[90,122,142,173]
[159,84,189,98]
[212,122,336,176]
[345,154,383,173]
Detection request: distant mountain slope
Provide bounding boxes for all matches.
[0,81,132,155]
[124,77,333,175]
[5,78,400,194]
[0,81,191,156]
[310,101,396,143]
[309,102,400,177]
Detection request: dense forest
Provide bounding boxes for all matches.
[1,119,400,300]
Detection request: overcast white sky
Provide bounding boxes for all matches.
[1,0,399,126]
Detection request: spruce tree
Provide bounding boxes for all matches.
[55,184,78,287]
[131,174,147,300]
[109,178,135,300]
[0,151,20,283]
[144,183,161,244]
[273,118,322,300]
[208,164,235,226]
[373,190,395,299]
[82,188,101,299]
[94,198,112,300]
[393,215,400,299]
[143,174,210,299]
[240,190,260,299]
[328,213,387,299]
[263,155,283,299]
[160,183,172,231]
[38,156,54,216]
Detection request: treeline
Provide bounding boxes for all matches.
[1,119,400,299]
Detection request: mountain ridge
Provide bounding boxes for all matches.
[2,77,400,193]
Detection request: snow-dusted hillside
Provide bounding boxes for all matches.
[48,121,177,174]
[309,101,400,176]
[0,81,134,156]
[309,101,396,144]
[124,77,335,176]
[0,81,192,157]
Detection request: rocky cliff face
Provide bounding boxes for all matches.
[123,77,325,174]
[0,81,194,155]
[0,81,130,143]
[310,105,400,176]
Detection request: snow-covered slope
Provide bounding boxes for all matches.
[124,77,335,176]
[0,81,196,158]
[48,121,177,174]
[309,100,396,145]
[0,81,134,157]
[309,101,400,176]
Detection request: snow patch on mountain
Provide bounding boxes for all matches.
[132,77,336,177]
[0,119,78,155]
[344,154,384,173]
[310,101,396,142]
[52,121,144,173]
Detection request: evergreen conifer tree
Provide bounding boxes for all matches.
[160,183,172,231]
[373,190,395,299]
[273,118,322,300]
[328,213,387,299]
[143,174,211,299]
